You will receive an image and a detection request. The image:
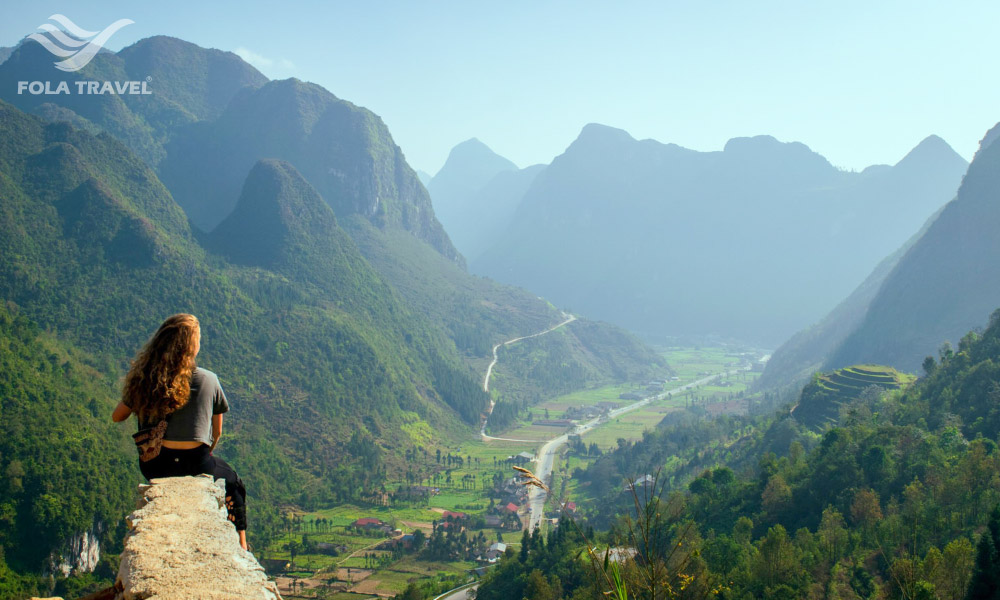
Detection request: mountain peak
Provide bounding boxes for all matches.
[894,135,967,172]
[435,138,517,179]
[575,123,636,146]
[428,138,518,214]
[722,135,835,178]
[208,159,339,267]
[975,122,1000,159]
[723,135,811,157]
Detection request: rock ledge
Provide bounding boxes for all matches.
[117,475,280,600]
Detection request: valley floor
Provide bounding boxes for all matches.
[258,345,763,599]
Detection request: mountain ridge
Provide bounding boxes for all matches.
[472,123,967,345]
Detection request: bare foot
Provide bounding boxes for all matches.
[239,530,248,551]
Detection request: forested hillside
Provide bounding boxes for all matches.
[0,305,136,596]
[482,309,1000,599]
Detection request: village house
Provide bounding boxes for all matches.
[508,451,535,466]
[315,542,347,556]
[352,517,384,529]
[622,474,656,494]
[351,517,395,535]
[378,534,416,551]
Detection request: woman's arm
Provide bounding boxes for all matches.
[112,401,132,423]
[210,413,223,452]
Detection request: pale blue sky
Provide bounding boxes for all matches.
[3,1,998,174]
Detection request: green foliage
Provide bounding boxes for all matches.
[966,505,1000,599]
[476,525,587,600]
[0,304,137,570]
[567,310,1000,597]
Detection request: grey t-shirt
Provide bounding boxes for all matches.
[136,367,229,446]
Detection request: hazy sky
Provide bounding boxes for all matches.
[3,1,998,175]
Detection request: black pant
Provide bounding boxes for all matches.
[139,445,248,531]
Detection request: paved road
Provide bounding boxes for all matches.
[525,368,747,530]
[434,582,478,600]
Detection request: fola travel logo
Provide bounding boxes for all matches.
[28,14,133,72]
[17,14,151,96]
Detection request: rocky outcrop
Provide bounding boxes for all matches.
[48,526,102,577]
[116,475,280,600]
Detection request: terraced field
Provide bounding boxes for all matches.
[793,364,915,430]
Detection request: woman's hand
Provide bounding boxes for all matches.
[111,401,132,423]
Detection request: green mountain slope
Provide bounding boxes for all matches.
[0,304,137,575]
[159,77,461,263]
[0,37,267,167]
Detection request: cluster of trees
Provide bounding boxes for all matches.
[475,524,594,600]
[568,436,603,458]
[422,527,489,562]
[485,397,534,434]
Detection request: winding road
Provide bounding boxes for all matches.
[479,312,577,442]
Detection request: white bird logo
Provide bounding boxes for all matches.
[27,14,133,72]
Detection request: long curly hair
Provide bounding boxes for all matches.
[122,314,200,422]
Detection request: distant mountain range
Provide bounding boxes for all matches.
[458,123,967,346]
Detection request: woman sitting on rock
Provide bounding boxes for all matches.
[112,313,249,550]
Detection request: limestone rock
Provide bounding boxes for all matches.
[117,475,280,600]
